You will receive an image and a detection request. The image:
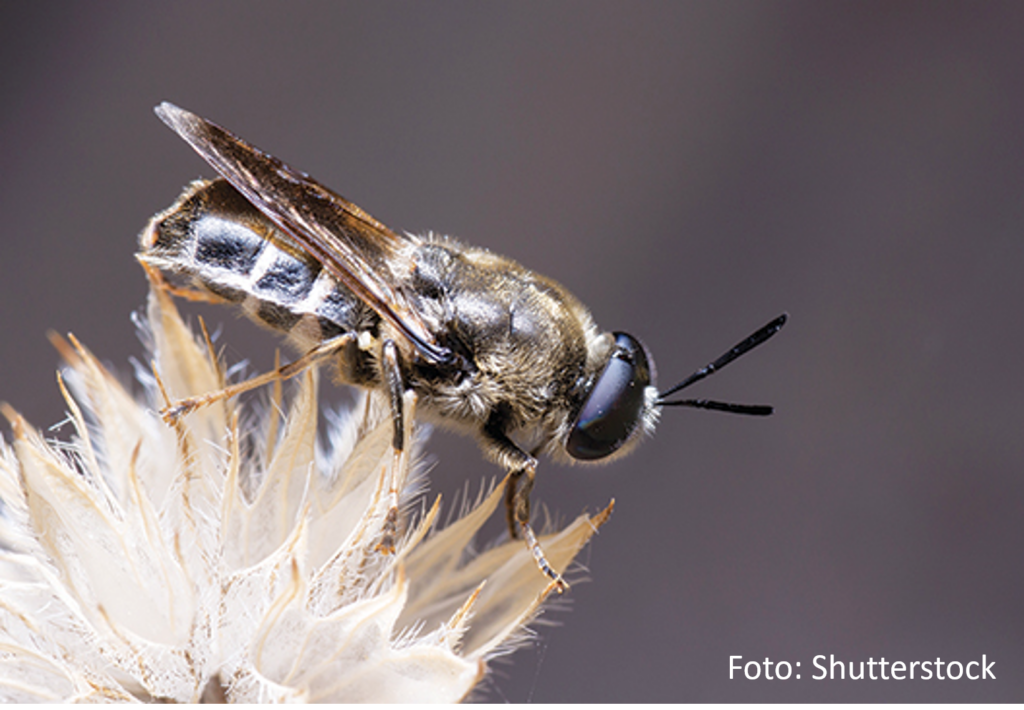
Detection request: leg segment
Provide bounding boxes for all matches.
[161,334,353,421]
[484,417,568,592]
[382,339,405,453]
[506,465,568,592]
[140,260,231,304]
[375,339,405,554]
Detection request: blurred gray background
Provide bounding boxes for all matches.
[2,1,1023,702]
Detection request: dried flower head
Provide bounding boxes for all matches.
[0,281,612,702]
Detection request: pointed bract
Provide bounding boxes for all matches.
[0,282,613,702]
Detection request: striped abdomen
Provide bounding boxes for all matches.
[139,179,379,352]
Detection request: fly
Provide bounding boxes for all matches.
[139,103,787,592]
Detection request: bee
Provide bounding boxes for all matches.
[140,103,786,592]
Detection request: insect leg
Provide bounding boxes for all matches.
[375,339,405,554]
[504,468,519,540]
[508,466,568,593]
[140,260,232,304]
[161,334,353,421]
[483,420,568,592]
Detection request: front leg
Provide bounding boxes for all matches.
[484,413,568,593]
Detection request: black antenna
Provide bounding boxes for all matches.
[656,313,787,415]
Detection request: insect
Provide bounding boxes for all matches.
[140,103,786,592]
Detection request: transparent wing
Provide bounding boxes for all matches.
[155,102,451,364]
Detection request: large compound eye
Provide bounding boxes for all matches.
[566,332,651,460]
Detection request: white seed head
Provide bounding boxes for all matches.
[0,281,612,702]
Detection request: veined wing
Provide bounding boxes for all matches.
[155,102,451,364]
